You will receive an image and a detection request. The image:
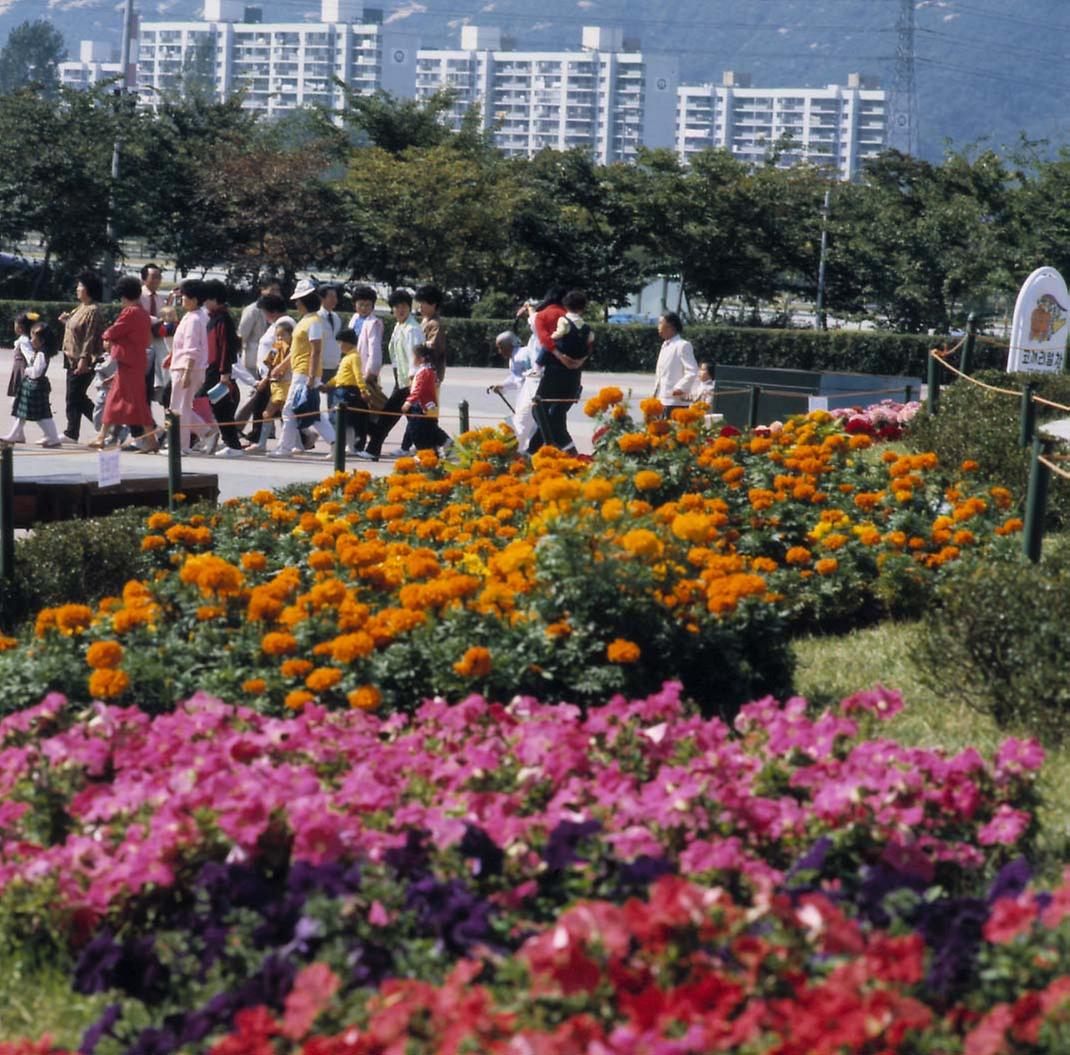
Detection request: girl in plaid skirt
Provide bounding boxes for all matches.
[2,320,61,446]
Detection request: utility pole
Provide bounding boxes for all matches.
[103,0,135,297]
[816,185,831,331]
[887,0,918,155]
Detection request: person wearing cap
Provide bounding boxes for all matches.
[269,279,335,457]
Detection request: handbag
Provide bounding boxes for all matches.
[363,376,388,411]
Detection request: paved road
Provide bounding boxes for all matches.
[0,354,658,502]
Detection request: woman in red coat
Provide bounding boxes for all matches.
[91,275,158,452]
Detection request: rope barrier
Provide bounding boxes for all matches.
[929,348,1022,397]
[1031,394,1070,414]
[1038,455,1070,482]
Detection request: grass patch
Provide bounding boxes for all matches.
[0,956,105,1045]
[794,621,1070,880]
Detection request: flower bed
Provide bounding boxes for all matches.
[830,398,922,441]
[0,398,1024,719]
[0,683,1061,1054]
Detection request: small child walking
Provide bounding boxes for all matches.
[402,344,451,452]
[7,311,35,416]
[3,319,61,446]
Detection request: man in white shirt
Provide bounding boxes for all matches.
[243,293,289,449]
[352,284,383,382]
[139,263,169,418]
[317,283,344,409]
[652,312,698,408]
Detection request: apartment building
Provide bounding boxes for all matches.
[59,40,127,91]
[414,25,679,164]
[135,0,417,115]
[676,72,887,180]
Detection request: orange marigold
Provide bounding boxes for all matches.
[349,685,381,711]
[606,638,640,663]
[262,631,298,656]
[0,634,16,652]
[285,689,314,710]
[86,640,123,669]
[453,646,492,678]
[619,529,663,559]
[281,658,314,678]
[785,546,812,565]
[88,667,129,700]
[141,535,167,552]
[633,470,662,492]
[242,551,268,572]
[617,433,650,455]
[306,666,343,693]
[242,678,267,694]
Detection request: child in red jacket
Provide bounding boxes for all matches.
[402,345,451,452]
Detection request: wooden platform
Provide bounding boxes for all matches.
[13,473,219,528]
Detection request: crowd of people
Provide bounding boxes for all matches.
[3,270,718,462]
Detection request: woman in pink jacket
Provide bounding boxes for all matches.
[164,278,213,448]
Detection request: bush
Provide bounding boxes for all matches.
[913,543,1070,738]
[0,507,155,631]
[905,370,1070,529]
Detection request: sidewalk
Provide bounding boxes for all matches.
[0,360,657,502]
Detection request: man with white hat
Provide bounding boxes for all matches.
[269,279,335,457]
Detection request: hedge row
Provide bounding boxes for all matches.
[0,299,997,377]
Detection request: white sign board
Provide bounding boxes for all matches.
[1008,267,1070,373]
[98,448,120,489]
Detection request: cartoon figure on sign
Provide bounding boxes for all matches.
[1029,293,1068,342]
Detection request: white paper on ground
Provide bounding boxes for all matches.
[98,447,121,488]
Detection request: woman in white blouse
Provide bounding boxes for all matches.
[652,312,698,408]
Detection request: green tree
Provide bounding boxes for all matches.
[340,87,459,154]
[0,20,67,96]
[180,36,218,103]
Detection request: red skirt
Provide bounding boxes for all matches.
[103,360,152,427]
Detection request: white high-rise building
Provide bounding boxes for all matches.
[59,40,127,91]
[135,0,417,116]
[676,72,887,180]
[415,25,679,164]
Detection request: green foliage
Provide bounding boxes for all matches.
[0,508,155,631]
[0,20,66,96]
[913,543,1070,740]
[905,370,1070,528]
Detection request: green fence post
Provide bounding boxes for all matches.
[333,403,347,473]
[903,384,914,405]
[960,313,977,376]
[0,446,13,582]
[1023,435,1052,563]
[927,348,941,415]
[746,385,761,429]
[458,399,470,434]
[1019,382,1037,448]
[167,413,182,512]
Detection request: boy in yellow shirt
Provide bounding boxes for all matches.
[327,327,373,455]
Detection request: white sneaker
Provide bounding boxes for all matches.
[353,450,378,462]
[267,447,302,458]
[215,446,245,458]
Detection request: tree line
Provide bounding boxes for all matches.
[0,78,1064,332]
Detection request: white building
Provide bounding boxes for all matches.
[415,25,679,164]
[59,40,127,91]
[135,0,417,116]
[676,72,887,180]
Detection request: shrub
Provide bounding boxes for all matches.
[905,370,1070,529]
[0,507,156,631]
[913,543,1070,738]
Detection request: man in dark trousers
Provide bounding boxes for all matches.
[202,279,245,458]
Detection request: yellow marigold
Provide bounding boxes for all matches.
[821,533,849,551]
[453,646,492,678]
[617,432,650,454]
[582,478,615,502]
[285,689,314,710]
[619,529,663,559]
[281,658,313,679]
[141,535,167,552]
[242,678,267,694]
[86,640,123,669]
[671,513,716,544]
[262,631,298,656]
[633,470,662,492]
[601,498,625,521]
[785,546,812,565]
[349,685,381,711]
[242,551,268,572]
[606,638,640,663]
[306,666,343,693]
[88,667,129,700]
[539,477,581,503]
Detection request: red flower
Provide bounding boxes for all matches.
[283,963,341,1041]
[983,897,1037,944]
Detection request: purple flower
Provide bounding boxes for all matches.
[385,829,431,879]
[988,857,1031,905]
[542,819,602,871]
[124,1025,177,1055]
[615,855,675,894]
[912,896,988,997]
[73,931,122,995]
[460,824,504,877]
[287,860,362,899]
[405,877,495,955]
[79,1002,121,1055]
[348,939,394,988]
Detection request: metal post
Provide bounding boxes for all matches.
[333,403,347,473]
[1019,382,1037,448]
[960,313,977,376]
[0,446,13,582]
[167,414,182,512]
[903,384,914,405]
[926,348,940,415]
[816,185,831,331]
[102,0,135,297]
[746,384,761,429]
[458,399,470,434]
[1023,435,1051,563]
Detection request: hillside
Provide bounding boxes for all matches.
[4,0,1068,160]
